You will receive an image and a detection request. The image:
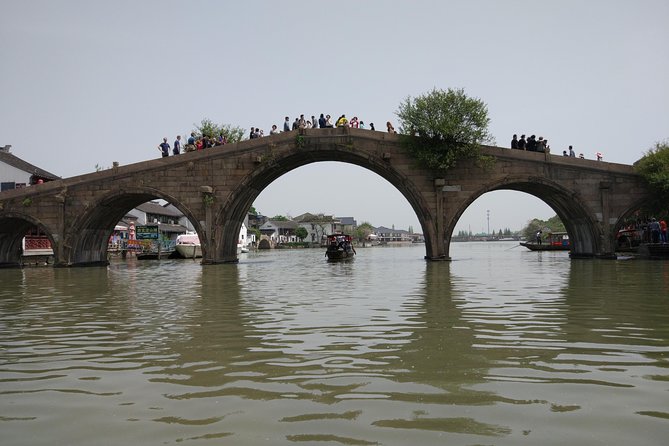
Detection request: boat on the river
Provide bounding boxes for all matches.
[174,232,202,258]
[325,234,356,260]
[174,230,249,258]
[520,232,570,251]
[615,227,669,258]
[637,243,669,258]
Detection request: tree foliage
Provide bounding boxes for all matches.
[271,215,289,221]
[521,215,566,240]
[355,222,375,242]
[194,118,245,143]
[634,140,669,214]
[396,88,493,170]
[295,227,308,241]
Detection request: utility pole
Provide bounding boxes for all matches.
[486,210,490,236]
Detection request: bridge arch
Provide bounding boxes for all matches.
[447,176,602,257]
[66,186,204,266]
[212,145,438,263]
[612,197,652,229]
[0,212,56,267]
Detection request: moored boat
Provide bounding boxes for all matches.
[520,232,570,251]
[637,243,669,259]
[325,234,356,260]
[174,232,202,258]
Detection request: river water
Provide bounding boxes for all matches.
[1,242,668,445]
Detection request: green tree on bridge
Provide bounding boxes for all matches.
[634,139,669,215]
[396,87,493,170]
[194,118,245,143]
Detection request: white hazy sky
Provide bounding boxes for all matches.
[2,0,668,233]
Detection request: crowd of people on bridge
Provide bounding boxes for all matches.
[158,121,607,163]
[158,132,231,157]
[510,134,602,161]
[157,112,400,157]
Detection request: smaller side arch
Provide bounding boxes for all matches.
[444,176,603,258]
[65,187,205,266]
[0,212,57,267]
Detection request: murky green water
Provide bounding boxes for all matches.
[1,243,668,445]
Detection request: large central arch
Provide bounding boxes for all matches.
[211,147,437,263]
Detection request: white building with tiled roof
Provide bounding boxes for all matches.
[0,145,60,191]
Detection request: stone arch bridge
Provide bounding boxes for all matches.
[0,127,649,267]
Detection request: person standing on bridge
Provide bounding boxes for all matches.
[511,134,518,149]
[173,135,181,155]
[158,137,170,158]
[518,134,526,150]
[283,116,290,132]
[569,145,576,157]
[186,132,196,152]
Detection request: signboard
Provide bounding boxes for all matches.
[135,225,159,240]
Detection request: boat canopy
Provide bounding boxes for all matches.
[327,234,352,242]
[176,233,200,244]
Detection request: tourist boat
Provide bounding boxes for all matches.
[615,226,669,257]
[325,234,356,260]
[174,232,202,258]
[21,229,54,265]
[520,232,570,251]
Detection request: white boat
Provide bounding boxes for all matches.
[175,232,202,258]
[176,224,250,258]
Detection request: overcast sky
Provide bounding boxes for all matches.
[2,1,668,233]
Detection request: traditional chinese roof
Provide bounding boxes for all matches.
[135,201,183,217]
[0,146,60,180]
[336,216,357,226]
